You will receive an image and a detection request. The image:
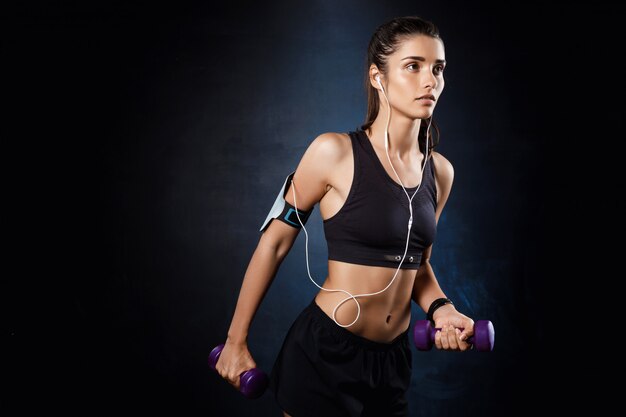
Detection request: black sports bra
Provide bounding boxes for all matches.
[322,128,438,269]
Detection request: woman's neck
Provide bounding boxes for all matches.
[367,117,423,159]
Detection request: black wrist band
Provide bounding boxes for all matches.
[426,297,453,322]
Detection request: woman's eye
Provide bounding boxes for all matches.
[408,64,445,74]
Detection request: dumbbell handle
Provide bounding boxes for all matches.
[208,344,268,399]
[431,327,476,344]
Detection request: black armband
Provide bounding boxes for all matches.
[426,297,453,323]
[276,199,312,228]
[259,170,313,232]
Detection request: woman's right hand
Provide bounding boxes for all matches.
[214,338,257,391]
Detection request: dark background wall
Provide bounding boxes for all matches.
[4,1,623,416]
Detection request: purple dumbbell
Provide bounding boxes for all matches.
[413,320,495,351]
[208,344,268,399]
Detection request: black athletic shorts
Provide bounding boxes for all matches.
[268,297,413,417]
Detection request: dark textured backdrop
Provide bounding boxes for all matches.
[5,1,624,416]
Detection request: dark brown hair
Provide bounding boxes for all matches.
[360,15,443,155]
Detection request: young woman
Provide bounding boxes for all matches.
[215,15,475,417]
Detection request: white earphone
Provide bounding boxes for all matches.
[289,72,433,328]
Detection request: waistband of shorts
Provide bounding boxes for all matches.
[306,297,410,351]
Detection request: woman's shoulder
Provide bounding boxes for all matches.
[430,150,454,184]
[305,131,352,160]
[312,131,351,144]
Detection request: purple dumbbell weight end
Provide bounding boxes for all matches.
[208,344,268,399]
[413,320,495,351]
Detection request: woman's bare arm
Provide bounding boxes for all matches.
[225,133,345,345]
[412,244,452,315]
[225,224,298,345]
[412,151,455,312]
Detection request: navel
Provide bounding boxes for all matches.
[386,314,392,324]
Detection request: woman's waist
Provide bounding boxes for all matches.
[314,281,412,344]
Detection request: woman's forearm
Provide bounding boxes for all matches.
[411,261,448,314]
[226,238,286,345]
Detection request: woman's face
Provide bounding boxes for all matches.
[380,34,446,120]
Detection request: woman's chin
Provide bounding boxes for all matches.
[411,109,434,120]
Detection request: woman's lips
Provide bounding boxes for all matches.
[417,98,435,105]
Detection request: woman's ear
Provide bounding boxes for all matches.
[369,68,383,90]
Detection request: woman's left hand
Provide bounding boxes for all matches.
[432,304,474,351]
